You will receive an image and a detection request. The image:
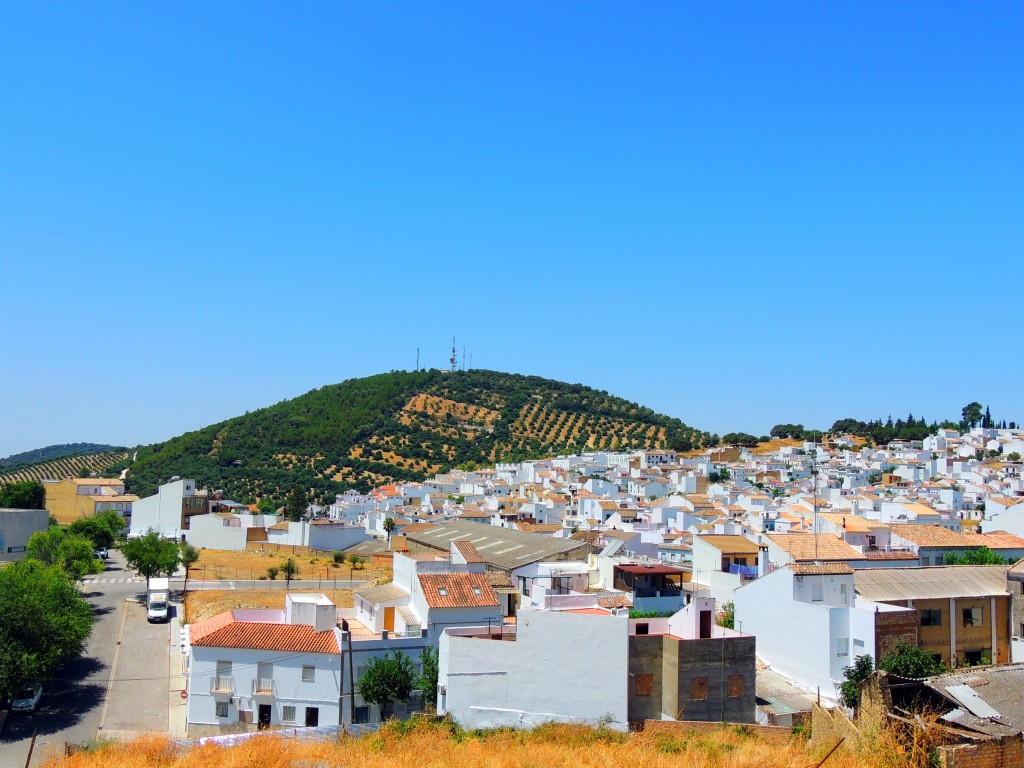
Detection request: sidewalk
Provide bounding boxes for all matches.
[168,599,188,737]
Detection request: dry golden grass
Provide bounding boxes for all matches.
[751,438,803,455]
[184,588,356,623]
[189,548,391,583]
[40,719,926,768]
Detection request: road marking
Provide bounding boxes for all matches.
[97,599,130,731]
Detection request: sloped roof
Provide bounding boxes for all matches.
[354,583,410,604]
[962,531,1024,551]
[190,613,340,654]
[418,572,499,609]
[695,534,760,554]
[854,565,1009,602]
[789,562,854,575]
[453,540,484,563]
[766,533,866,561]
[402,520,586,570]
[819,512,883,533]
[889,524,970,547]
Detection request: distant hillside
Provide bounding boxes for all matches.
[127,369,714,503]
[0,442,122,468]
[0,450,131,485]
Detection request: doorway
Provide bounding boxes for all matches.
[258,704,272,730]
[305,706,320,727]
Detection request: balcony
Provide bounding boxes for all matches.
[210,676,233,695]
[252,678,275,696]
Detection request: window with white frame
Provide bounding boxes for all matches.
[963,607,983,627]
[836,637,849,657]
[215,701,229,718]
[282,705,296,722]
[302,665,315,682]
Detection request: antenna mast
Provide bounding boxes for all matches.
[450,338,457,373]
[416,348,420,372]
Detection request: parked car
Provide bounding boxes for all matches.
[94,547,108,559]
[12,684,43,712]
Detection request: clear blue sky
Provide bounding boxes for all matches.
[2,3,1022,458]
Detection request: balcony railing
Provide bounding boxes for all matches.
[252,678,275,696]
[210,676,233,694]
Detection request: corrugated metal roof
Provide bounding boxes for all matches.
[403,520,586,570]
[854,565,1009,602]
[354,583,410,604]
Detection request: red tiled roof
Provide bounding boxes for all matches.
[453,540,484,563]
[418,572,499,609]
[597,594,634,609]
[191,613,340,654]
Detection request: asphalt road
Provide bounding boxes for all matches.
[0,553,167,768]
[0,557,361,766]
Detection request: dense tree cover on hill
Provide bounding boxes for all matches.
[0,443,122,468]
[126,370,712,504]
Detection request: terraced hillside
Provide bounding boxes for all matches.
[0,450,131,485]
[127,369,714,503]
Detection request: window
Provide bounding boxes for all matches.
[963,650,984,666]
[963,607,983,627]
[215,701,229,718]
[854,639,865,650]
[921,609,942,627]
[836,638,849,657]
[691,677,709,701]
[635,674,654,696]
[354,706,370,724]
[811,582,824,602]
[727,675,744,698]
[840,583,849,604]
[635,623,649,635]
[302,665,315,682]
[282,705,296,723]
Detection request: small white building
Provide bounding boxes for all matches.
[129,477,206,540]
[186,594,344,729]
[439,606,630,730]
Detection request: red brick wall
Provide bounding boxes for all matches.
[875,609,918,658]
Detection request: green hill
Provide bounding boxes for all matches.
[126,369,713,503]
[0,442,123,468]
[0,450,131,485]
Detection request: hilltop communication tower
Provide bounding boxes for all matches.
[450,338,457,372]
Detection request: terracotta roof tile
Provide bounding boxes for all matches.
[889,524,970,547]
[191,614,340,654]
[766,533,867,561]
[789,562,854,575]
[418,572,499,609]
[453,540,484,563]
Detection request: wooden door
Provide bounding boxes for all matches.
[383,606,395,633]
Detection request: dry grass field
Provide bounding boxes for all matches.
[41,718,931,768]
[188,547,391,583]
[184,588,356,623]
